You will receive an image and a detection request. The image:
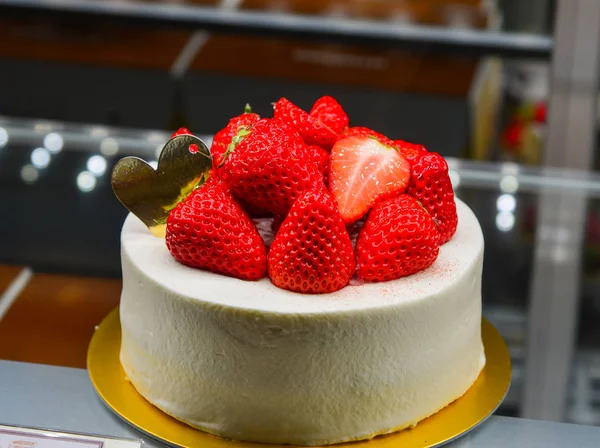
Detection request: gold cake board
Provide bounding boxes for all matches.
[88,308,511,448]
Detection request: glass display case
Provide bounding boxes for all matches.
[2,0,600,444]
[0,114,598,424]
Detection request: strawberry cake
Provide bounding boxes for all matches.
[115,96,486,445]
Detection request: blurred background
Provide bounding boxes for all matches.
[1,0,600,429]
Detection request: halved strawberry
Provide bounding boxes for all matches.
[393,140,428,165]
[310,96,349,135]
[341,126,395,147]
[274,97,338,150]
[328,135,410,224]
[406,152,457,244]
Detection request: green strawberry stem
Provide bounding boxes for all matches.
[158,170,211,222]
[244,104,252,114]
[218,127,252,167]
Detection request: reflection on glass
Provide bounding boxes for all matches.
[91,126,109,137]
[496,211,515,232]
[31,147,50,169]
[100,138,119,156]
[148,160,158,169]
[77,171,97,193]
[87,155,108,177]
[501,162,520,175]
[34,122,53,133]
[20,165,39,184]
[497,194,517,213]
[550,245,571,264]
[147,132,165,143]
[44,132,64,154]
[0,127,8,147]
[500,175,519,193]
[155,144,164,159]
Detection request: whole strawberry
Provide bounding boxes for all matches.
[306,144,329,175]
[329,135,410,224]
[406,152,457,244]
[166,176,267,281]
[210,104,260,167]
[310,96,349,135]
[274,97,338,150]
[268,189,355,294]
[356,194,440,282]
[393,140,428,165]
[219,118,325,216]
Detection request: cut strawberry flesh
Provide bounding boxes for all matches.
[329,136,410,223]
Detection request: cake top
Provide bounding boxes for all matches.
[121,198,481,314]
[112,96,459,295]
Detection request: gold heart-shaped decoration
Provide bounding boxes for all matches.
[111,134,212,238]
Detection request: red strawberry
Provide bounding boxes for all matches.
[341,126,395,147]
[393,140,428,165]
[210,105,260,167]
[268,189,355,294]
[356,194,440,282]
[502,119,523,150]
[273,97,338,150]
[306,144,329,175]
[535,102,547,123]
[171,127,192,138]
[328,135,410,224]
[309,96,348,134]
[406,152,457,244]
[219,118,325,216]
[305,117,339,150]
[166,177,267,280]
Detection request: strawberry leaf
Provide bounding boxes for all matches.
[219,127,252,167]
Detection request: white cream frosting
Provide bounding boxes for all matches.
[119,199,486,445]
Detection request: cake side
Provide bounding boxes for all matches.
[119,199,486,445]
